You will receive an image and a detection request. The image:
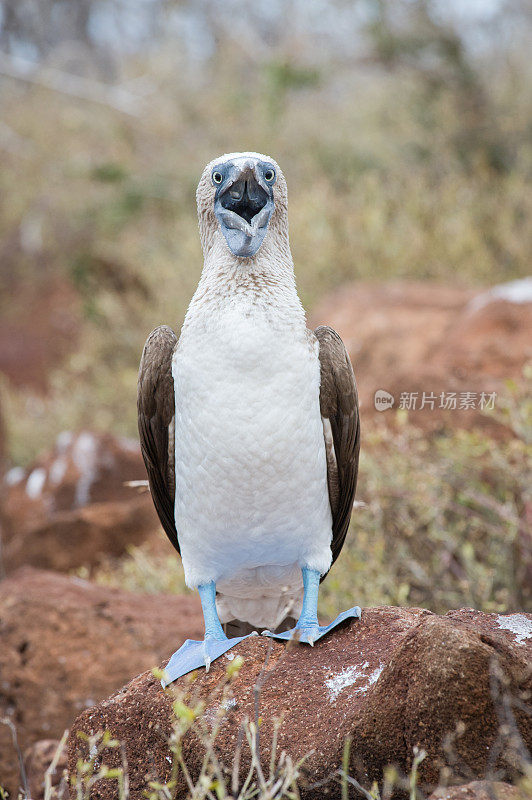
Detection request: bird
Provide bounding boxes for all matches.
[137,152,360,685]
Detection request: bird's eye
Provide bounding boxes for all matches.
[212,171,223,185]
[264,168,275,183]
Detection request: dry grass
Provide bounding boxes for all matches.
[1,42,531,464]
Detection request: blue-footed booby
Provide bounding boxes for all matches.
[137,152,360,685]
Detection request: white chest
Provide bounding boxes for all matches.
[171,302,333,588]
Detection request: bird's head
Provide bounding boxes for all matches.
[196,152,288,260]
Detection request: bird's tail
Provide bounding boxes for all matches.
[217,575,303,636]
[223,616,297,638]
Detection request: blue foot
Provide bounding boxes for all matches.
[263,606,361,644]
[162,635,250,687]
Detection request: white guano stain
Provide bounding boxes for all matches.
[468,277,532,312]
[49,456,67,485]
[25,467,46,500]
[325,661,384,703]
[118,436,140,453]
[55,430,73,453]
[72,432,98,507]
[496,613,532,645]
[5,466,25,486]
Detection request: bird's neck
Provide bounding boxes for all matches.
[184,234,306,329]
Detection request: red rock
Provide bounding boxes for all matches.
[0,278,81,393]
[1,430,159,572]
[4,498,158,574]
[67,607,532,800]
[353,611,531,788]
[24,738,68,800]
[440,300,532,381]
[0,567,203,798]
[428,780,528,799]
[516,503,532,609]
[0,398,7,564]
[0,397,5,477]
[310,281,531,434]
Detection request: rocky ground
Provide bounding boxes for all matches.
[1,430,159,573]
[0,279,530,799]
[68,607,532,799]
[310,278,532,433]
[0,568,203,796]
[0,278,81,395]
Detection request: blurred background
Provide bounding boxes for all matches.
[0,0,530,615]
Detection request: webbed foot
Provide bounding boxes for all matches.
[263,606,361,645]
[162,634,248,687]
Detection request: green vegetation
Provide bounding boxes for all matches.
[321,403,530,616]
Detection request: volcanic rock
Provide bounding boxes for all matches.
[68,607,532,800]
[1,430,159,573]
[428,780,529,800]
[24,738,68,800]
[0,567,203,798]
[0,278,80,394]
[310,279,532,433]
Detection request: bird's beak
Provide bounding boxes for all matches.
[214,161,274,258]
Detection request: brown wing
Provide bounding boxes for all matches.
[315,325,360,572]
[137,325,179,553]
